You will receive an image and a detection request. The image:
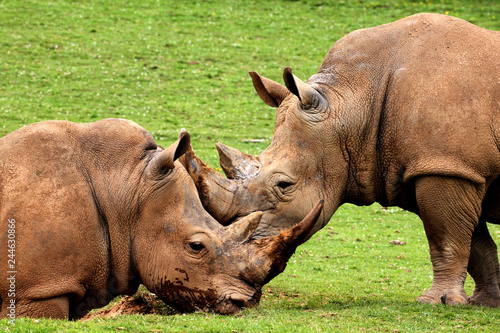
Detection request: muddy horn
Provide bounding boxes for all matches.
[180,147,238,225]
[282,199,324,246]
[257,200,325,284]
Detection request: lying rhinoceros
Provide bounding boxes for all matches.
[182,13,500,307]
[0,118,323,319]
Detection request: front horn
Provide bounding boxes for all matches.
[257,199,324,284]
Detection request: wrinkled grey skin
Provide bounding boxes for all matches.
[183,14,500,307]
[0,118,323,319]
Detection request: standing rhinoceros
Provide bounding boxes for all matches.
[0,118,323,319]
[182,13,500,307]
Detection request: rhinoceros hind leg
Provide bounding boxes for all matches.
[414,176,483,306]
[467,219,500,307]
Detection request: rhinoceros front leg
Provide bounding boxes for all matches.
[467,219,500,307]
[414,176,483,306]
[1,296,70,319]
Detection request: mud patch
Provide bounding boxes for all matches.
[82,291,177,320]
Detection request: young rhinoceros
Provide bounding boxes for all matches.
[0,119,323,319]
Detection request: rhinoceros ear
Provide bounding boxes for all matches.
[249,71,290,107]
[146,129,191,177]
[283,66,327,111]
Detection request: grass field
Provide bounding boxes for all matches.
[1,0,500,332]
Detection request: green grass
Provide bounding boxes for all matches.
[1,0,500,332]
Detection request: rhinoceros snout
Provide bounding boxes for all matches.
[214,291,261,315]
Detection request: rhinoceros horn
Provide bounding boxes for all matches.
[180,147,238,224]
[257,199,324,283]
[216,143,260,180]
[283,66,327,110]
[281,199,324,246]
[223,211,262,243]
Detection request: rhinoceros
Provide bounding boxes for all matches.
[182,13,500,307]
[0,118,323,319]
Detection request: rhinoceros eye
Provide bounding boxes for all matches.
[275,180,295,196]
[272,174,297,200]
[277,181,294,191]
[188,241,205,253]
[185,236,212,259]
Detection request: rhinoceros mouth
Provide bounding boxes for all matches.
[155,280,221,313]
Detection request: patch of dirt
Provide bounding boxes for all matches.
[81,291,177,320]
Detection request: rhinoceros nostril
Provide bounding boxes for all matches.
[229,298,246,309]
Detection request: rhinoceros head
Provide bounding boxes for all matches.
[181,67,347,240]
[133,129,324,314]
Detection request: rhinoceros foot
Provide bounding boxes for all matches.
[416,288,468,306]
[469,288,500,308]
